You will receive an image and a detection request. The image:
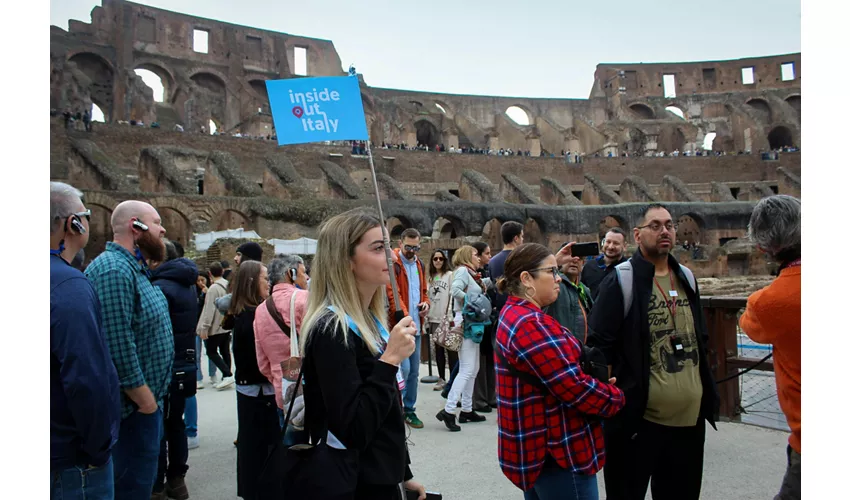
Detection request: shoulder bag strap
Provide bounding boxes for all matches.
[615,260,634,319]
[496,348,547,391]
[264,293,292,337]
[444,272,454,316]
[289,290,300,358]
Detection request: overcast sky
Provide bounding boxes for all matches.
[50,0,801,99]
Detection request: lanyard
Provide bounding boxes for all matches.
[653,273,677,328]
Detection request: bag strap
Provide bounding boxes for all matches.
[270,366,305,451]
[443,272,454,316]
[289,290,300,358]
[264,292,292,337]
[615,260,634,319]
[680,264,697,293]
[496,348,547,392]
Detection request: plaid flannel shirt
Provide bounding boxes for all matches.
[496,296,625,491]
[85,242,174,419]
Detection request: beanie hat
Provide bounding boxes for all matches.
[237,242,263,263]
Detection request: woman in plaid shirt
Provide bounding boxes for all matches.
[494,243,625,500]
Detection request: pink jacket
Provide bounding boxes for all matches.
[253,283,309,410]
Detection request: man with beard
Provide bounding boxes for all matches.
[588,204,718,500]
[581,226,628,300]
[545,242,594,341]
[85,200,175,500]
[51,182,120,499]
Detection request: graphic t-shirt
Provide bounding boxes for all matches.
[644,272,703,427]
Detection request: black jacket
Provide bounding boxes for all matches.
[587,249,718,436]
[232,307,268,387]
[581,255,628,300]
[151,258,199,373]
[302,312,413,489]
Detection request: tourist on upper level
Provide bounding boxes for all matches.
[471,241,497,413]
[426,249,456,391]
[150,240,199,500]
[739,195,801,500]
[253,254,309,445]
[495,243,624,500]
[580,227,628,300]
[85,200,174,500]
[436,245,491,431]
[544,242,594,342]
[387,228,430,429]
[51,182,121,500]
[298,208,427,499]
[228,260,280,500]
[588,203,719,500]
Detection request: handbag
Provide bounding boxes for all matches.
[434,273,463,352]
[257,357,359,500]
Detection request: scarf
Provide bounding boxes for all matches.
[464,265,485,291]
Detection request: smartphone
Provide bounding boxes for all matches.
[406,491,442,500]
[571,242,600,258]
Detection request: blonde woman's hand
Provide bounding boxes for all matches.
[380,316,416,366]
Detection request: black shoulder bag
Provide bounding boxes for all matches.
[257,356,359,500]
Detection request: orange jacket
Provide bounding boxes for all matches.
[387,248,429,328]
[739,265,801,453]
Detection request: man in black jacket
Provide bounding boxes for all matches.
[588,204,718,500]
[581,226,628,299]
[150,240,199,500]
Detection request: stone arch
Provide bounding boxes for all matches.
[83,203,114,267]
[432,215,466,240]
[665,106,686,120]
[190,71,227,94]
[148,197,197,223]
[385,216,413,240]
[482,218,503,252]
[629,103,655,120]
[248,78,271,113]
[768,126,795,149]
[133,60,177,103]
[215,209,253,231]
[68,52,115,120]
[505,105,533,126]
[523,218,546,245]
[598,215,626,241]
[432,100,454,118]
[676,213,704,246]
[785,95,801,119]
[414,119,441,150]
[158,207,192,248]
[745,98,772,122]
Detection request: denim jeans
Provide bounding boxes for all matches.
[184,396,198,438]
[523,458,599,500]
[196,336,217,381]
[51,456,114,500]
[155,393,189,489]
[276,407,308,446]
[112,408,163,500]
[400,334,422,413]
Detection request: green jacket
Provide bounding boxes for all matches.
[544,273,593,342]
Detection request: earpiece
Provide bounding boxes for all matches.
[132,220,149,232]
[70,216,87,234]
[290,268,297,281]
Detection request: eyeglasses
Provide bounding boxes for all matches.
[74,210,91,221]
[636,222,677,233]
[404,245,421,252]
[528,266,559,279]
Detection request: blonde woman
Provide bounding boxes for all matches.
[299,208,427,500]
[436,245,490,431]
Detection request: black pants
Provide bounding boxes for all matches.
[603,418,705,500]
[205,333,232,377]
[473,330,496,409]
[155,391,189,489]
[236,391,280,500]
[355,483,403,500]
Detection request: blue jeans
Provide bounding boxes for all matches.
[523,459,599,500]
[112,408,163,500]
[400,334,422,413]
[184,396,197,438]
[196,336,217,381]
[51,456,114,500]
[276,407,308,446]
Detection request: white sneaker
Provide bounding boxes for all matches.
[187,436,200,449]
[208,376,218,386]
[215,376,235,390]
[197,380,204,390]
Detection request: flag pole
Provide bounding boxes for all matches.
[365,140,405,325]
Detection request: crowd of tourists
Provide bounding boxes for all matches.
[51,176,800,500]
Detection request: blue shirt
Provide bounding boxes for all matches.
[401,253,422,335]
[86,242,174,419]
[51,254,120,470]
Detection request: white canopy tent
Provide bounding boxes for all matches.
[194,229,317,255]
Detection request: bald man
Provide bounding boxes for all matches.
[85,200,175,500]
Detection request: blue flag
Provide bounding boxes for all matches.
[266,76,369,146]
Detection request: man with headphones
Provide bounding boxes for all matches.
[51,182,121,499]
[85,200,175,500]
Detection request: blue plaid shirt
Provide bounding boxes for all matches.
[86,242,174,419]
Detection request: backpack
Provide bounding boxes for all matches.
[615,260,696,318]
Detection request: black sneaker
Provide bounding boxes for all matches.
[436,410,461,432]
[459,411,486,423]
[473,405,492,413]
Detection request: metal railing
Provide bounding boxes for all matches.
[702,296,788,431]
